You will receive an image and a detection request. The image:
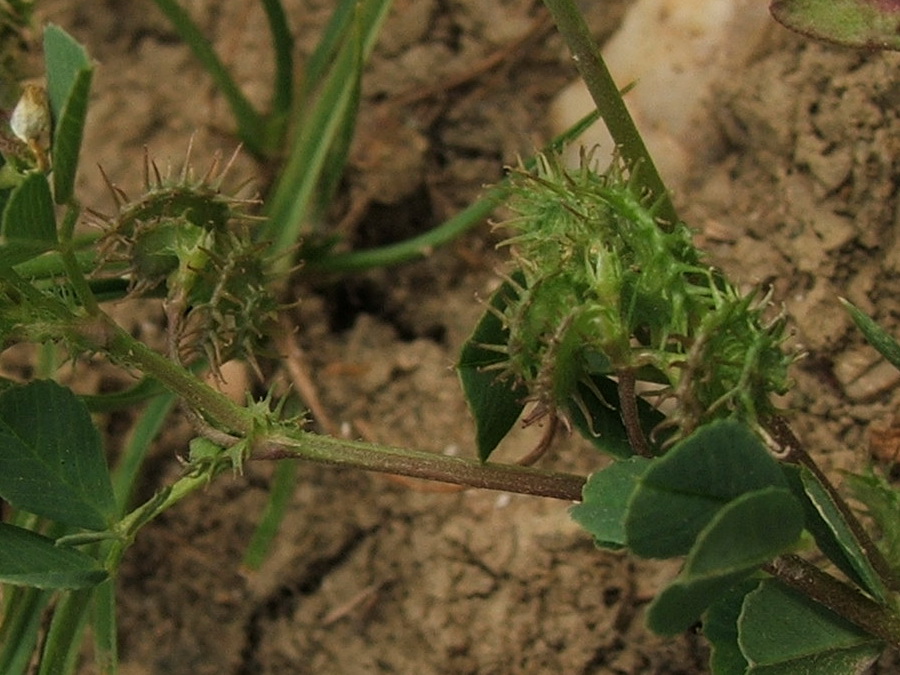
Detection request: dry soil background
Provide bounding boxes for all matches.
[12,0,900,673]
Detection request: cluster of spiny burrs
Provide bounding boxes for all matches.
[93,139,279,374]
[491,150,794,448]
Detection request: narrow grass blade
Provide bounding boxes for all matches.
[304,109,602,274]
[840,298,900,371]
[301,0,362,100]
[261,0,294,116]
[37,588,94,675]
[150,0,265,154]
[0,586,53,675]
[242,460,297,570]
[262,0,393,257]
[91,578,117,675]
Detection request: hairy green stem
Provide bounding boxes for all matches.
[115,470,221,544]
[541,0,677,225]
[765,554,900,649]
[80,313,586,502]
[255,431,586,501]
[70,314,254,435]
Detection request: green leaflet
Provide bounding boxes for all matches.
[739,580,883,673]
[570,455,652,550]
[0,172,57,268]
[0,523,106,589]
[44,24,93,204]
[646,487,804,636]
[704,580,761,675]
[771,0,900,51]
[783,464,892,604]
[1,172,56,245]
[0,380,115,531]
[625,420,788,559]
[457,275,528,461]
[842,470,900,579]
[704,578,884,674]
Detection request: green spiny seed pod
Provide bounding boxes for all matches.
[494,150,793,441]
[668,287,793,437]
[129,218,211,284]
[96,146,277,368]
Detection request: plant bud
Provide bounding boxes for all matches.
[9,84,50,170]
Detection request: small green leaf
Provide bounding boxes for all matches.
[646,487,804,635]
[648,569,753,638]
[0,173,57,267]
[771,0,900,51]
[782,464,871,595]
[795,465,891,603]
[44,24,94,204]
[44,25,91,119]
[843,470,900,575]
[684,488,803,576]
[458,277,527,461]
[0,381,115,530]
[739,580,883,673]
[1,172,57,245]
[626,420,787,559]
[840,298,900,371]
[0,523,107,589]
[50,68,92,205]
[0,241,54,268]
[570,456,653,550]
[705,580,762,675]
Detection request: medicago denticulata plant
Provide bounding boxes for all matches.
[460,148,900,671]
[0,1,898,673]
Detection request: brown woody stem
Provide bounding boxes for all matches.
[764,415,900,595]
[617,369,652,457]
[765,554,900,649]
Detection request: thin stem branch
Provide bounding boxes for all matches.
[254,432,586,501]
[617,369,651,457]
[765,554,900,649]
[73,312,585,502]
[541,0,677,226]
[764,415,900,594]
[71,314,255,436]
